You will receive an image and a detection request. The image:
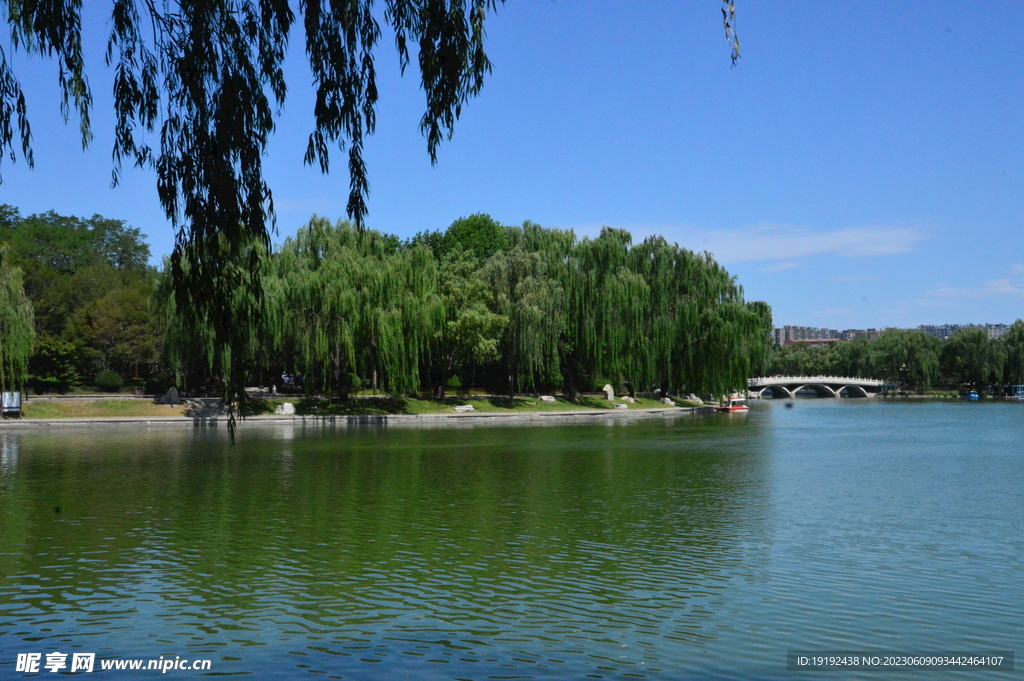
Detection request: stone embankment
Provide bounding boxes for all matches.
[0,405,714,430]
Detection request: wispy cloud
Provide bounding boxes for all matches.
[546,222,928,280]
[698,224,927,265]
[929,279,1024,300]
[919,266,1024,302]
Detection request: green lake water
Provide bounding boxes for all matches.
[1,400,1021,679]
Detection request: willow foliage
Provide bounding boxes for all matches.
[1004,320,1024,384]
[560,229,770,397]
[477,224,569,394]
[156,235,269,394]
[0,249,33,390]
[160,216,770,400]
[428,247,507,397]
[269,217,441,397]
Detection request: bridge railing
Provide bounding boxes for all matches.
[747,376,884,384]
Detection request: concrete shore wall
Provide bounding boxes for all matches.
[0,406,714,431]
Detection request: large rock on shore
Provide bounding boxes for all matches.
[159,387,182,405]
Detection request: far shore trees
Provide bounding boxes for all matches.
[767,324,1024,394]
[1,205,161,392]
[1004,321,1024,385]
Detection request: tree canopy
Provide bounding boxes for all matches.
[160,216,773,400]
[0,205,160,390]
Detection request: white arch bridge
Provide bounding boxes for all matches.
[748,376,885,398]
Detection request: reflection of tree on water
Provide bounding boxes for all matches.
[0,422,772,677]
[0,431,19,481]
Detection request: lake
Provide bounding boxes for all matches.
[1,400,1020,679]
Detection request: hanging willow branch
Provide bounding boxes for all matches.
[0,248,34,391]
[268,218,442,398]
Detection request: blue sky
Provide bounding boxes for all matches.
[2,1,1022,329]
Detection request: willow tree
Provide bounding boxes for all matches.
[629,235,771,396]
[871,329,940,390]
[558,228,769,399]
[1004,320,1024,385]
[270,218,441,398]
[482,222,571,396]
[427,247,506,398]
[0,249,34,390]
[156,236,270,396]
[941,327,1003,390]
[562,228,649,395]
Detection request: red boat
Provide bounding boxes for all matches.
[715,396,749,412]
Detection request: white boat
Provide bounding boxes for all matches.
[715,395,749,412]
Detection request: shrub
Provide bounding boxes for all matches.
[144,379,167,395]
[95,370,124,393]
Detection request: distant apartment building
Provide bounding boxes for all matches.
[918,324,961,339]
[917,323,1010,340]
[986,323,1011,339]
[772,325,840,346]
[772,323,1011,346]
[838,328,881,342]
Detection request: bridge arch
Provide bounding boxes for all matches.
[792,383,837,398]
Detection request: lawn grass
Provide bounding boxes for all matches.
[243,394,691,417]
[15,395,693,420]
[21,400,187,419]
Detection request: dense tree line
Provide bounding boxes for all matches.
[162,215,773,399]
[0,205,161,392]
[0,207,771,397]
[766,324,1024,392]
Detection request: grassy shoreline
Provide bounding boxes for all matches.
[21,400,188,419]
[19,395,696,419]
